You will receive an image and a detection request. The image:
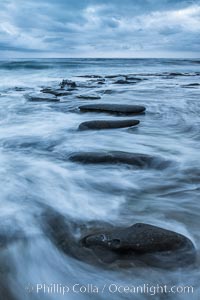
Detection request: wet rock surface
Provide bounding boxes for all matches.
[69,151,170,169]
[77,94,101,100]
[14,87,26,92]
[12,71,199,274]
[59,79,76,88]
[78,119,140,130]
[25,93,60,102]
[113,77,142,85]
[79,103,146,114]
[82,223,194,253]
[181,83,200,88]
[77,75,103,79]
[2,60,200,298]
[43,209,196,269]
[41,88,72,96]
[0,230,23,249]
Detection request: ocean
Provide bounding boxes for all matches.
[0,58,199,299]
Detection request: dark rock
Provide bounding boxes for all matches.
[97,80,105,85]
[164,72,189,77]
[14,87,26,91]
[114,80,141,85]
[112,76,127,84]
[78,119,139,130]
[77,75,103,79]
[42,209,117,267]
[69,151,169,169]
[108,75,142,84]
[126,76,143,81]
[105,74,124,79]
[25,93,60,102]
[102,90,114,94]
[0,219,24,249]
[76,82,99,88]
[181,83,200,88]
[114,79,129,84]
[0,232,23,248]
[60,79,76,89]
[81,223,195,268]
[79,104,146,115]
[82,223,194,253]
[0,280,16,300]
[67,87,77,91]
[105,74,142,81]
[41,88,72,96]
[163,72,200,77]
[42,209,196,269]
[77,94,101,100]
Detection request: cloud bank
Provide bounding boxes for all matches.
[0,0,200,58]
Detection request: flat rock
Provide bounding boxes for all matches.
[181,83,200,88]
[164,72,190,77]
[114,79,139,84]
[78,119,139,130]
[81,223,195,267]
[25,93,60,102]
[41,88,72,96]
[69,151,169,169]
[43,209,196,269]
[105,74,124,79]
[82,223,194,253]
[77,75,103,79]
[77,94,101,100]
[79,104,146,115]
[126,75,143,81]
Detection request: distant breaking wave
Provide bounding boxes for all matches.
[0,58,199,70]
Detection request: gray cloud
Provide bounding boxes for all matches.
[0,0,199,57]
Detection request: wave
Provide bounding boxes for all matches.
[0,58,199,70]
[0,60,91,70]
[0,61,52,70]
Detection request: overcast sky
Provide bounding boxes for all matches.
[0,0,200,58]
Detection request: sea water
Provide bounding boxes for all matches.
[0,58,199,300]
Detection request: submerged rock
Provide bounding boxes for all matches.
[126,75,143,81]
[14,87,26,92]
[167,72,190,77]
[105,74,124,79]
[77,75,103,79]
[113,76,127,84]
[181,83,200,88]
[41,88,72,96]
[114,79,140,84]
[0,220,24,248]
[25,93,60,102]
[77,94,101,100]
[78,119,139,130]
[42,209,113,266]
[105,74,143,81]
[69,151,169,169]
[79,104,146,115]
[97,80,105,85]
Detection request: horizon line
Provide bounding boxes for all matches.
[0,57,200,60]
